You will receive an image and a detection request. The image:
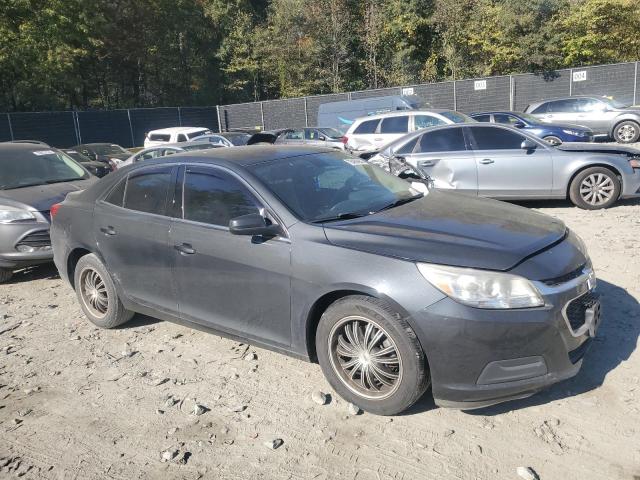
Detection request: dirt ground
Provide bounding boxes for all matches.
[0,198,639,480]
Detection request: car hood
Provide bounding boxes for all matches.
[0,178,96,212]
[97,153,129,161]
[322,190,567,271]
[556,142,640,157]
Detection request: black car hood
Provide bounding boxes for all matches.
[0,178,96,212]
[323,190,567,271]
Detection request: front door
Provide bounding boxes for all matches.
[94,165,178,314]
[170,165,292,347]
[468,126,553,198]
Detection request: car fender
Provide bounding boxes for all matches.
[553,152,631,195]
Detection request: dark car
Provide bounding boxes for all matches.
[246,129,293,145]
[275,127,346,150]
[471,111,593,145]
[51,146,601,415]
[0,143,96,282]
[73,143,131,169]
[63,149,112,177]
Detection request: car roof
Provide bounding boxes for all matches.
[0,143,56,153]
[355,109,453,121]
[471,111,523,116]
[148,126,210,135]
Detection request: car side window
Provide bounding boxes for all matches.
[177,134,188,142]
[182,167,261,227]
[123,168,173,215]
[305,129,320,140]
[494,114,520,125]
[472,114,491,122]
[547,99,578,113]
[414,115,445,129]
[285,130,304,140]
[395,137,419,155]
[416,128,466,153]
[380,116,409,134]
[353,119,380,134]
[105,178,126,206]
[530,103,548,114]
[576,98,606,112]
[471,126,526,150]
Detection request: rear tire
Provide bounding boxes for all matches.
[543,135,562,146]
[73,254,133,328]
[316,295,430,415]
[613,120,640,144]
[0,268,13,283]
[569,167,620,210]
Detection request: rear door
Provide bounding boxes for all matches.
[574,98,617,134]
[94,165,178,314]
[403,126,478,194]
[468,125,552,197]
[169,165,292,346]
[377,115,410,147]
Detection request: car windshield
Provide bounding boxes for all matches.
[249,152,422,223]
[64,150,92,163]
[318,128,344,139]
[440,111,476,123]
[0,148,88,190]
[92,144,127,155]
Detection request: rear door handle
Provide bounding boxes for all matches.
[479,159,494,165]
[100,226,116,236]
[420,160,437,167]
[174,243,196,255]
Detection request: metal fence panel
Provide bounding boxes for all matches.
[571,63,636,105]
[351,87,401,100]
[128,108,180,147]
[262,98,307,129]
[513,70,570,111]
[77,110,133,147]
[0,114,11,142]
[219,103,263,131]
[305,93,350,127]
[407,82,455,109]
[455,76,511,113]
[179,107,219,132]
[9,111,77,147]
[636,62,640,105]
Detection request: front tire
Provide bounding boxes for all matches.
[73,254,133,328]
[569,167,620,209]
[316,295,430,415]
[0,268,13,283]
[543,135,562,146]
[613,120,640,144]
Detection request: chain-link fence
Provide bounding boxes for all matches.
[1,61,639,148]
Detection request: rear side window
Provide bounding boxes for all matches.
[123,169,173,215]
[530,103,548,114]
[105,179,126,206]
[183,168,261,227]
[353,119,380,134]
[380,116,409,134]
[471,126,526,150]
[472,114,491,122]
[395,137,419,155]
[149,134,171,142]
[494,114,520,125]
[177,134,188,142]
[417,128,467,153]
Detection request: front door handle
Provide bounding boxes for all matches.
[479,158,494,165]
[174,243,196,255]
[100,226,116,236]
[420,160,437,167]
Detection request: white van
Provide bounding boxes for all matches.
[344,110,474,152]
[144,127,213,147]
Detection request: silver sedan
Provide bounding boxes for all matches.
[368,123,640,209]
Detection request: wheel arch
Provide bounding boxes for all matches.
[66,247,108,289]
[609,116,640,138]
[565,162,623,199]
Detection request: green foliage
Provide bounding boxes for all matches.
[0,0,638,111]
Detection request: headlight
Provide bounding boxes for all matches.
[562,129,583,136]
[0,207,37,224]
[417,263,544,309]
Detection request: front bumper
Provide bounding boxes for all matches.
[414,267,601,409]
[0,223,53,269]
[621,168,640,198]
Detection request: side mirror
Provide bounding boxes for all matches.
[521,139,537,150]
[513,121,526,129]
[229,213,280,237]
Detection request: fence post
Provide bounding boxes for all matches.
[569,69,573,96]
[453,80,457,111]
[74,111,82,145]
[126,109,135,148]
[509,76,514,111]
[304,97,309,127]
[260,102,265,130]
[348,92,352,101]
[177,107,182,126]
[215,105,223,132]
[7,113,14,141]
[634,62,638,105]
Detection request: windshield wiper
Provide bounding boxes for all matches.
[312,212,370,223]
[374,194,424,213]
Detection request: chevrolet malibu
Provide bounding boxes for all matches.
[50,146,601,415]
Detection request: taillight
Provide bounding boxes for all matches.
[50,203,61,219]
[341,136,348,145]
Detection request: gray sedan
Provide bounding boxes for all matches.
[368,123,640,209]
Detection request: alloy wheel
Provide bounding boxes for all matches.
[617,124,637,142]
[579,173,615,206]
[328,315,403,400]
[79,267,109,318]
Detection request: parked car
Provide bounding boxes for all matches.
[275,127,346,150]
[317,95,428,130]
[72,143,131,170]
[144,127,213,147]
[0,143,96,283]
[470,111,593,145]
[51,145,601,415]
[344,110,474,153]
[63,149,112,177]
[116,141,219,169]
[246,129,292,145]
[192,132,253,147]
[524,96,640,144]
[368,123,640,209]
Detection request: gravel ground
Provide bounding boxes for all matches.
[0,197,639,480]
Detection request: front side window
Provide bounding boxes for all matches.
[187,129,211,139]
[417,128,467,153]
[380,116,409,134]
[414,115,445,129]
[493,114,521,125]
[547,99,579,113]
[472,114,491,123]
[305,129,319,140]
[123,168,173,215]
[576,98,607,112]
[177,134,188,142]
[471,126,526,150]
[353,119,380,134]
[183,168,261,226]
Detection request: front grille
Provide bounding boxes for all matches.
[569,338,592,364]
[16,230,51,248]
[565,291,599,331]
[542,263,586,286]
